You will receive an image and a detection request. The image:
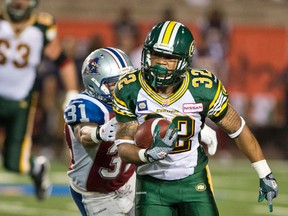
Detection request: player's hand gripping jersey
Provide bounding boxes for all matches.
[64,92,135,193]
[113,69,228,180]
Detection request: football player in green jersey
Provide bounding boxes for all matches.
[0,0,79,200]
[113,21,278,216]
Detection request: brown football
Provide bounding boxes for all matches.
[135,118,171,149]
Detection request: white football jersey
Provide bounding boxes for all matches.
[114,69,228,180]
[0,12,56,100]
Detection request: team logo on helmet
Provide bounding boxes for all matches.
[85,58,100,74]
[189,41,195,57]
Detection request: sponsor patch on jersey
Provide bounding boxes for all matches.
[137,100,148,111]
[195,183,207,192]
[182,103,203,113]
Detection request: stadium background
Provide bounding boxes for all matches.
[32,0,288,160]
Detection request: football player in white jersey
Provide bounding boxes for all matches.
[64,47,136,216]
[63,47,218,216]
[0,0,78,200]
[113,21,279,216]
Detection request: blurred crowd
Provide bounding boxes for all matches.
[31,6,288,161]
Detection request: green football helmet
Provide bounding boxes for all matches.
[142,21,195,87]
[5,0,38,22]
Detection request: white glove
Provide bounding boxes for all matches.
[62,90,78,110]
[98,117,117,142]
[200,124,218,156]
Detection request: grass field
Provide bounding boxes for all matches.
[0,158,287,216]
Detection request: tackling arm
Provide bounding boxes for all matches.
[74,123,99,148]
[74,118,117,148]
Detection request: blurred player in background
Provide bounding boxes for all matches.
[113,21,279,215]
[0,0,78,200]
[64,47,135,216]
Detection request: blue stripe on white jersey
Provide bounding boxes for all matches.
[104,47,128,68]
[64,93,111,126]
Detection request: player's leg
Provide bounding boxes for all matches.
[135,174,178,216]
[70,186,88,216]
[135,167,218,216]
[1,97,29,173]
[136,205,177,216]
[80,174,136,216]
[176,166,219,216]
[2,92,52,200]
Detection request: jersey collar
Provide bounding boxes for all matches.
[139,72,189,106]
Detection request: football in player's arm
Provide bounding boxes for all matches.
[113,21,278,216]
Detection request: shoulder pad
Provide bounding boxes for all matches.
[35,12,55,26]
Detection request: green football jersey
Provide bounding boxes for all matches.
[113,69,228,180]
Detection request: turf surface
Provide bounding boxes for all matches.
[0,158,287,216]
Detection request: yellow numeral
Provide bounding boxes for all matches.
[192,77,212,88]
[117,74,136,90]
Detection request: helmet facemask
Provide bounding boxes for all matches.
[85,75,120,104]
[142,47,190,88]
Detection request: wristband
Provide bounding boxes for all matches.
[91,126,101,143]
[251,160,271,178]
[138,149,148,163]
[228,117,245,139]
[114,139,135,146]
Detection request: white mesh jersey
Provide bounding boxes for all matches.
[114,69,228,180]
[0,12,56,100]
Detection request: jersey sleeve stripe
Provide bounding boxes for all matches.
[113,93,127,106]
[113,97,136,117]
[207,82,228,117]
[209,81,221,110]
